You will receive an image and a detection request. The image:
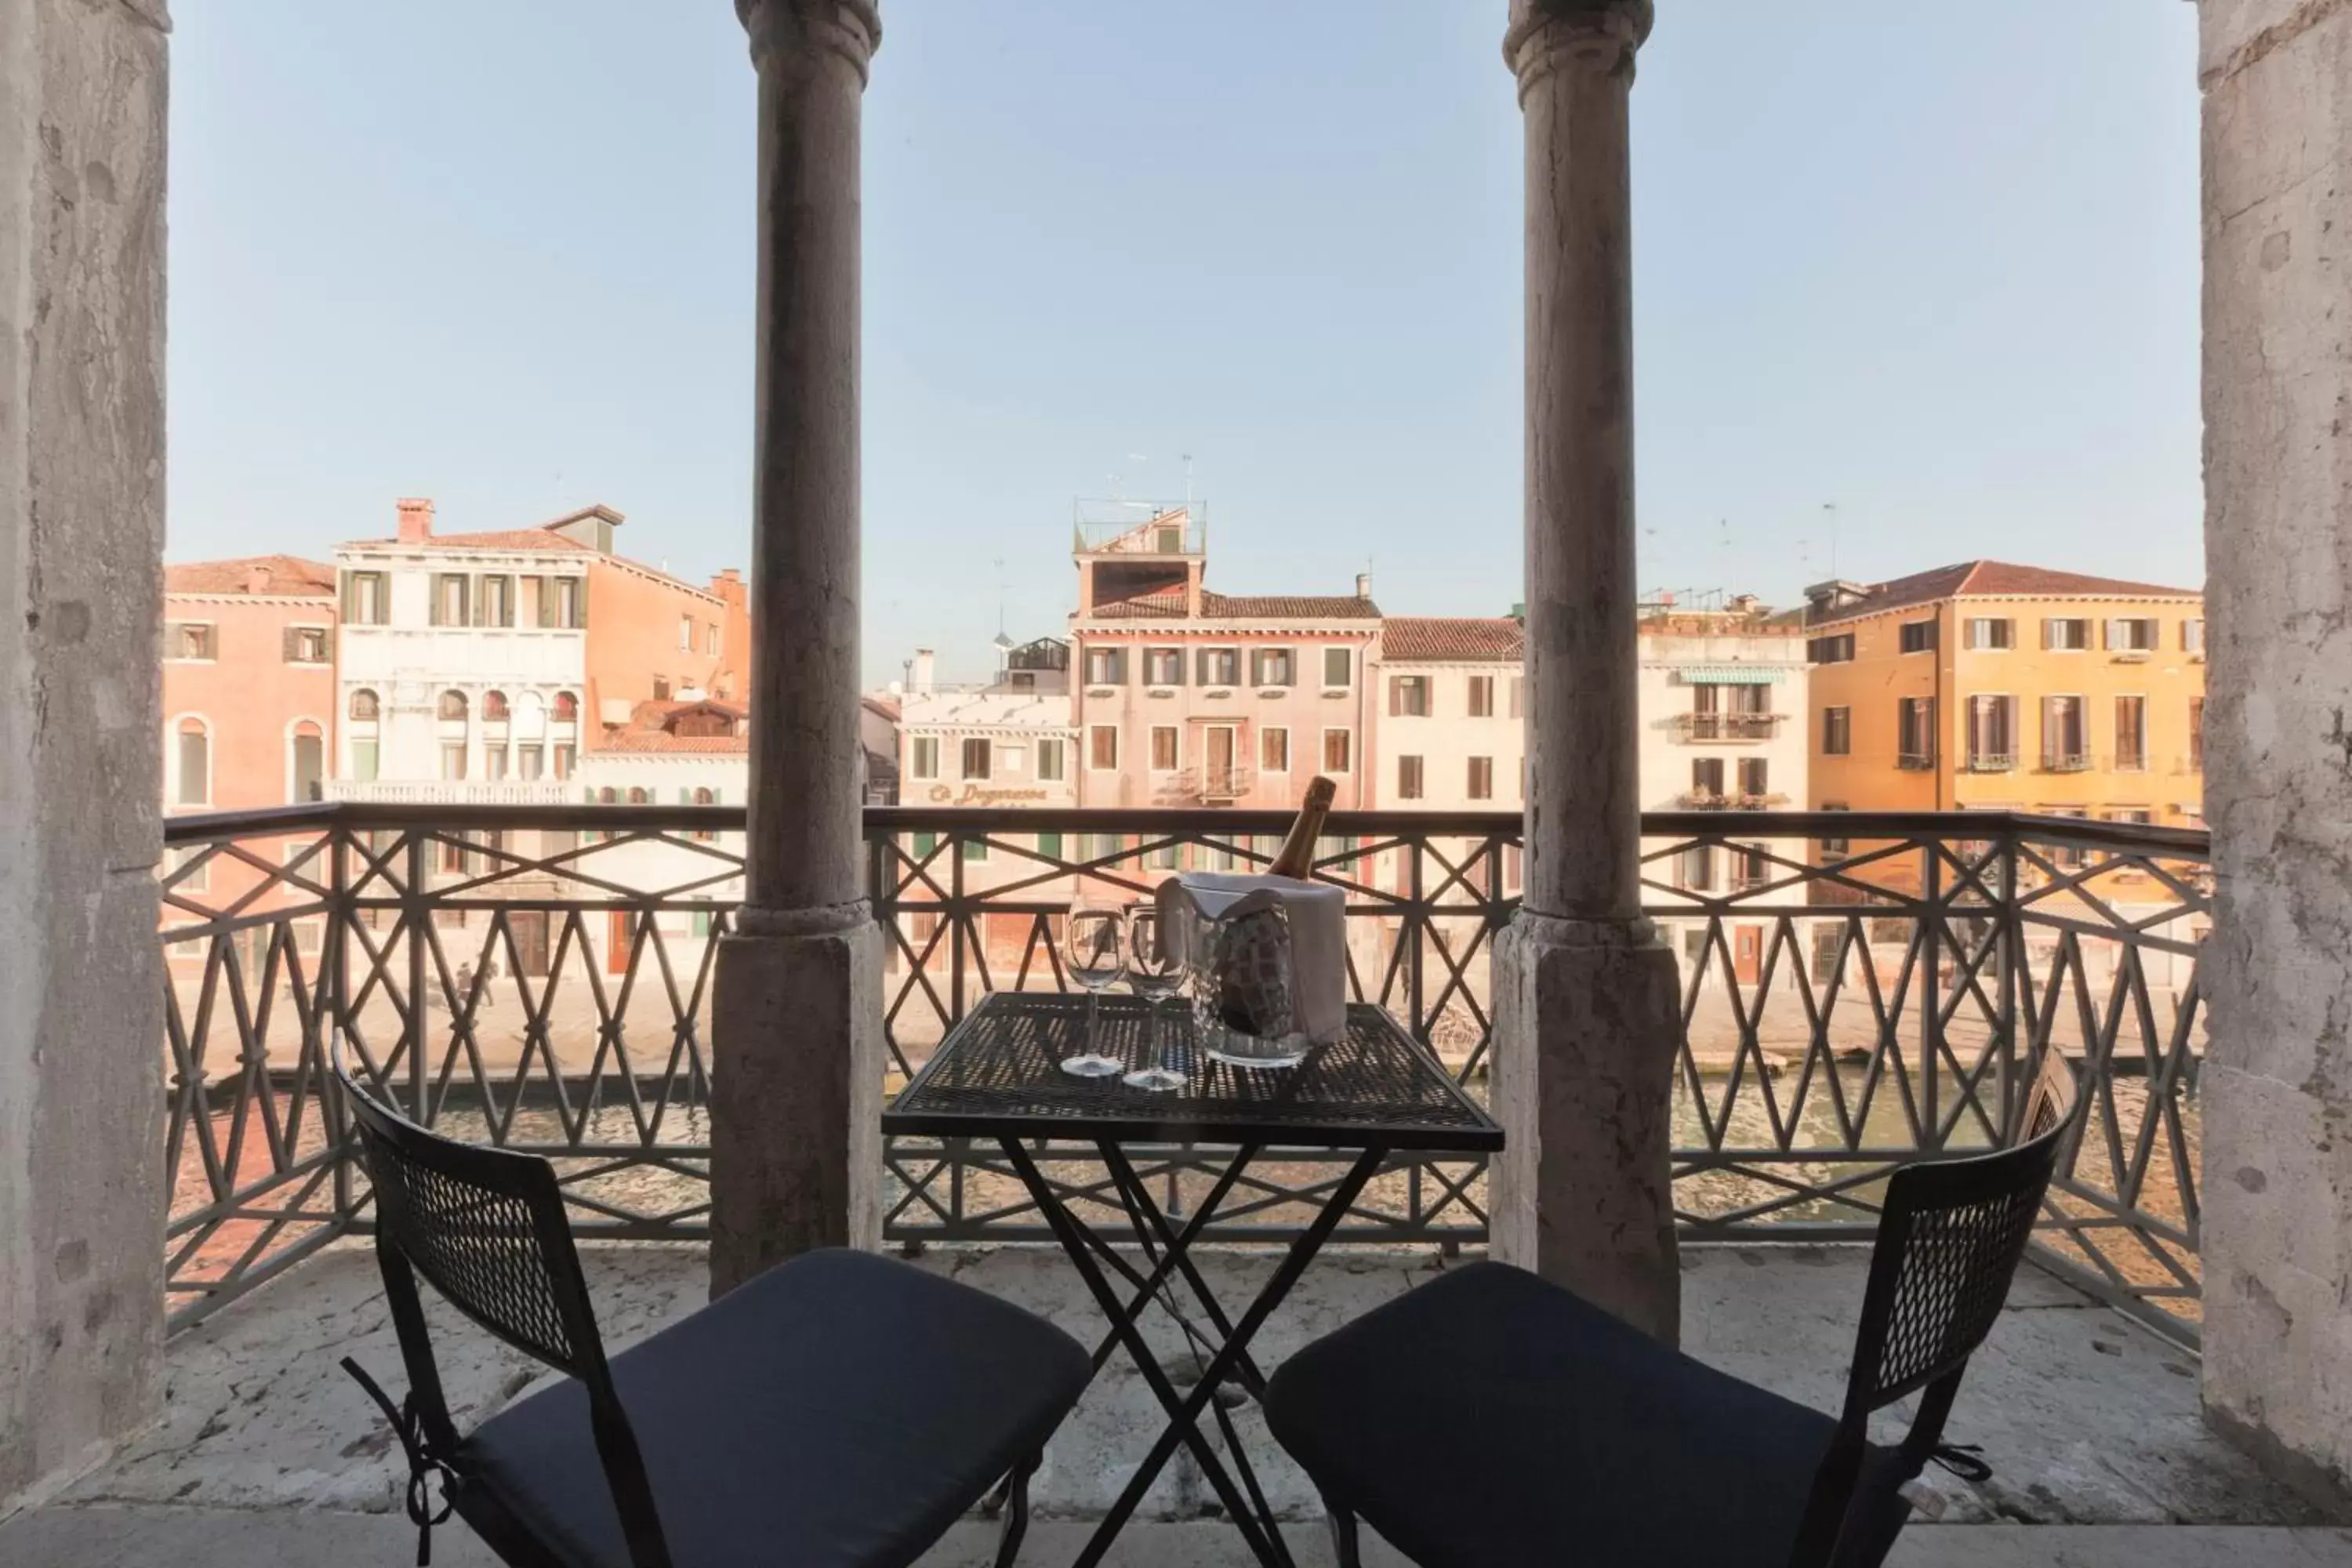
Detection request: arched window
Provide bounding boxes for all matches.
[289,721,325,803]
[626,787,651,805]
[173,717,210,807]
[692,787,716,806]
[553,691,579,723]
[597,787,618,805]
[482,690,510,722]
[350,688,380,722]
[439,689,469,721]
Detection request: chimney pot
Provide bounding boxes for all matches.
[396,497,434,545]
[1356,572,1373,600]
[910,648,936,695]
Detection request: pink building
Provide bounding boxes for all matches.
[1067,506,1382,813]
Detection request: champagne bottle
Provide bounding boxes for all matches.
[1265,775,1337,880]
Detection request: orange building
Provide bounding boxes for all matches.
[1802,561,2205,836]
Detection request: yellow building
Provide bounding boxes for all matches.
[1803,561,2205,835]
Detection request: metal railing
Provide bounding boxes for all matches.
[1675,712,1784,742]
[156,804,2209,1346]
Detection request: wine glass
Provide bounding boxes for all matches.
[1061,899,1127,1077]
[1122,905,1187,1093]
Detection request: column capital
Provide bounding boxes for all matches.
[1504,0,1651,97]
[737,0,881,85]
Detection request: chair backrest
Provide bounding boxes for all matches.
[1785,1052,2080,1567]
[332,1040,672,1568]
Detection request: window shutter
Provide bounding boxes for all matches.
[281,626,299,662]
[339,573,355,622]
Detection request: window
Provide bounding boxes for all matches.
[597,787,619,805]
[343,571,389,626]
[1317,834,1357,874]
[1196,647,1240,687]
[2114,695,2148,771]
[2044,618,2091,651]
[1509,677,1525,720]
[1965,617,2013,650]
[1144,646,1185,686]
[2183,618,2206,655]
[1821,804,1851,860]
[1084,646,1128,685]
[483,744,509,781]
[1467,756,1494,800]
[350,688,380,721]
[1897,697,1937,768]
[1145,841,1178,871]
[438,833,473,876]
[706,622,721,655]
[2190,698,2205,771]
[1035,831,1064,861]
[1691,757,1726,800]
[1679,844,1715,891]
[1466,675,1496,717]
[289,724,324,802]
[1899,619,1938,654]
[2106,617,2160,652]
[961,837,990,865]
[679,615,693,650]
[1261,727,1290,773]
[1150,727,1179,771]
[1322,728,1352,772]
[1090,725,1120,770]
[167,622,215,660]
[2040,696,2087,769]
[1036,738,1066,782]
[1081,832,1124,863]
[2041,806,2090,869]
[1806,633,1856,664]
[553,691,579,723]
[1737,757,1769,800]
[909,830,938,860]
[438,689,469,721]
[960,738,992,779]
[431,574,470,627]
[163,844,209,895]
[537,576,584,629]
[1397,755,1425,800]
[1323,648,1352,688]
[516,743,543,782]
[909,737,939,779]
[473,575,510,628]
[2107,807,2154,826]
[350,737,380,782]
[625,786,651,805]
[173,718,209,806]
[652,677,671,702]
[482,690,510,722]
[1389,675,1431,717]
[439,742,468,781]
[1967,695,2017,769]
[1822,706,1852,756]
[1251,648,1294,687]
[551,743,574,780]
[285,625,329,663]
[997,743,1027,774]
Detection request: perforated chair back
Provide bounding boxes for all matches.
[332,1040,673,1567]
[1785,1052,2081,1566]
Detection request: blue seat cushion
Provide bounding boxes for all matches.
[460,1248,1090,1568]
[1262,1261,1918,1568]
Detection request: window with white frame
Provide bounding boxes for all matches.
[1036,738,1066,782]
[960,737,991,779]
[2043,617,2090,651]
[1388,675,1431,717]
[343,572,389,626]
[1261,727,1290,773]
[172,717,210,806]
[1396,755,1425,800]
[1467,675,1495,717]
[1251,648,1294,687]
[1090,725,1120,770]
[1084,646,1128,684]
[1322,728,1352,772]
[1196,647,1240,687]
[2105,617,2160,652]
[1150,726,1179,771]
[167,622,215,661]
[1322,648,1352,688]
[910,736,939,779]
[1144,646,1184,685]
[679,615,693,650]
[285,625,330,663]
[431,574,470,627]
[480,575,514,628]
[1965,617,2013,650]
[1467,756,1494,800]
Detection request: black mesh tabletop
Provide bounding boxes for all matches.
[884,993,1502,1152]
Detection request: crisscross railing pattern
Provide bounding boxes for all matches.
[157,803,2207,1344]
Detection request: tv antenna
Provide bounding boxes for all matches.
[1822,502,1839,576]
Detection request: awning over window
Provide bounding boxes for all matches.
[1675,666,1788,684]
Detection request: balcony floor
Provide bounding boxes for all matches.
[6,1244,2347,1567]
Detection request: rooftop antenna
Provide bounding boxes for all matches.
[1181,452,1194,514]
[1823,502,1839,576]
[993,557,1007,638]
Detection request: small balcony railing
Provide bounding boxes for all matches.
[1896,751,1937,771]
[1154,764,1253,804]
[1965,752,2018,773]
[1677,789,1789,811]
[1675,712,1784,742]
[157,802,2211,1351]
[2038,752,2092,773]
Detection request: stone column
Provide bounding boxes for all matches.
[0,0,171,1511]
[2198,0,2352,1503]
[710,0,884,1296]
[1490,0,1682,1344]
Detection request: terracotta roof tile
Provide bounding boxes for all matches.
[1813,561,2201,623]
[165,555,338,597]
[1382,616,1524,662]
[1089,589,1383,621]
[590,731,748,755]
[342,528,595,553]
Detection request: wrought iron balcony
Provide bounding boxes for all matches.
[1155,764,1253,804]
[1896,750,1938,771]
[157,803,2209,1352]
[1674,711,1784,742]
[1965,752,2020,772]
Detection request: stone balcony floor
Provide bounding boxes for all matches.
[5,1242,2350,1567]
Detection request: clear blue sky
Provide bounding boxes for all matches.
[169,2,2202,687]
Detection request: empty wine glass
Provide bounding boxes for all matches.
[1061,899,1127,1077]
[1122,905,1187,1093]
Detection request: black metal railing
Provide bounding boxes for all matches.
[157,804,2208,1345]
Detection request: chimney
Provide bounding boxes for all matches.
[910,648,935,695]
[396,497,434,545]
[1356,572,1373,600]
[708,567,747,609]
[244,563,274,595]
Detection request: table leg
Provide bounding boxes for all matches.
[1099,1143,1276,1398]
[998,1138,1290,1568]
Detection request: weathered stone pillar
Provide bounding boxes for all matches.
[710,0,884,1296]
[1490,0,1682,1344]
[2198,0,2352,1503]
[0,0,170,1511]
